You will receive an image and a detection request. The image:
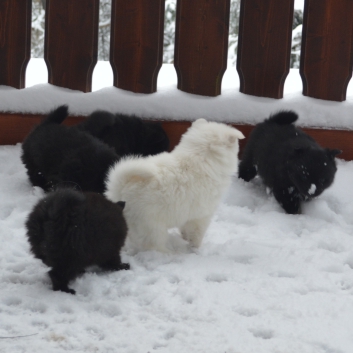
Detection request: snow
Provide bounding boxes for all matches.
[1,144,353,352]
[308,184,317,195]
[0,59,352,130]
[295,0,304,10]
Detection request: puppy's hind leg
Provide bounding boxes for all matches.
[128,222,170,253]
[101,253,130,271]
[147,226,170,253]
[238,158,257,182]
[181,216,212,248]
[27,167,47,189]
[48,266,80,295]
[21,153,47,189]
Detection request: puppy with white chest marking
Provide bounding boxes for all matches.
[238,111,341,214]
[105,119,245,253]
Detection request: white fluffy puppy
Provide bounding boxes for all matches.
[105,119,245,252]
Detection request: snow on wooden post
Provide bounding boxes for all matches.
[174,0,230,97]
[0,0,31,89]
[237,0,294,99]
[44,0,99,92]
[110,0,165,94]
[300,0,353,102]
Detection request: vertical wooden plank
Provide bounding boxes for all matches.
[0,0,31,89]
[44,0,99,92]
[300,0,353,102]
[110,0,165,94]
[174,0,230,97]
[237,0,294,99]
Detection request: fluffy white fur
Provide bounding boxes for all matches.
[105,119,245,253]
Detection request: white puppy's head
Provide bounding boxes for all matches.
[176,119,245,159]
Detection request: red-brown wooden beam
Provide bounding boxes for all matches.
[44,0,99,92]
[300,0,353,102]
[174,0,230,96]
[0,0,31,88]
[0,113,352,161]
[237,0,294,99]
[110,0,165,93]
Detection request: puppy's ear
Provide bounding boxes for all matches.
[146,128,168,145]
[192,118,207,126]
[294,147,306,155]
[117,201,126,210]
[326,148,342,159]
[233,129,245,140]
[226,129,245,146]
[288,147,307,159]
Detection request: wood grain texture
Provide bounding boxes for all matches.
[0,0,31,88]
[237,0,294,98]
[110,0,165,93]
[44,0,99,92]
[174,0,230,96]
[0,113,351,161]
[300,0,353,101]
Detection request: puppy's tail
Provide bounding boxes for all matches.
[105,156,156,202]
[267,111,298,125]
[41,105,69,125]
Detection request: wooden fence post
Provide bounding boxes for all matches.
[300,0,353,102]
[174,0,230,97]
[237,0,294,99]
[110,0,165,94]
[44,0,99,92]
[0,0,31,89]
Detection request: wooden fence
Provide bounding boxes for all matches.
[1,0,353,157]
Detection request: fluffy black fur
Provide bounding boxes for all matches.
[77,110,170,156]
[238,111,341,214]
[21,106,119,193]
[26,189,129,294]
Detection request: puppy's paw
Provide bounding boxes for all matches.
[53,286,76,295]
[118,263,130,271]
[101,261,130,271]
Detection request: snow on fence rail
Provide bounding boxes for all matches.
[1,0,353,101]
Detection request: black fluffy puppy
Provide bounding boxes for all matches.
[77,110,169,156]
[26,189,129,294]
[21,105,119,193]
[238,111,341,214]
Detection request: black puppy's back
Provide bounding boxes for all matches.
[21,105,119,193]
[239,111,302,183]
[77,110,170,156]
[26,189,129,294]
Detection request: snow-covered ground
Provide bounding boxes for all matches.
[1,144,353,353]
